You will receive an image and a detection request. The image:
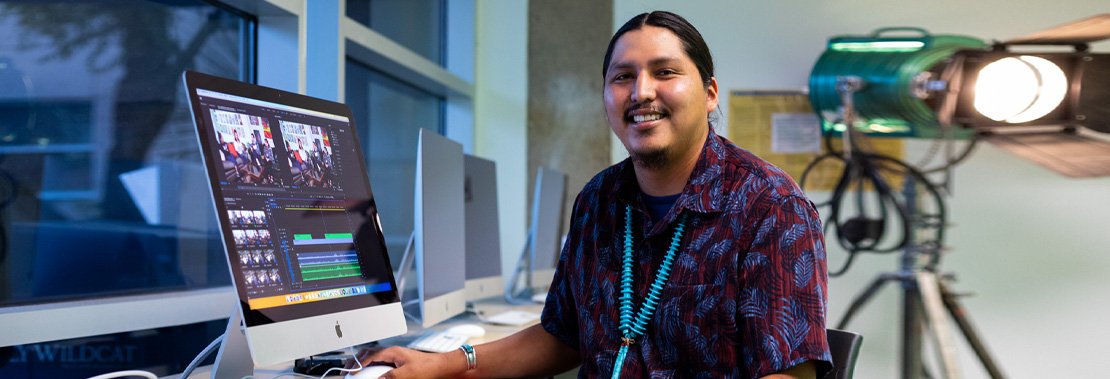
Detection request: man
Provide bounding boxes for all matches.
[348,11,831,378]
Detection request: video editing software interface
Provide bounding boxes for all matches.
[194,88,395,322]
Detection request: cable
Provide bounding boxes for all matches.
[814,147,948,276]
[179,334,225,379]
[85,370,158,379]
[319,346,364,378]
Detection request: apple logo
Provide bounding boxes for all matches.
[335,321,343,338]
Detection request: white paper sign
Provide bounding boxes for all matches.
[771,113,822,154]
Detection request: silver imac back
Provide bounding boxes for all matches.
[414,129,467,327]
[463,154,503,301]
[530,166,567,293]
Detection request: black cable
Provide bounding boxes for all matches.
[812,151,948,276]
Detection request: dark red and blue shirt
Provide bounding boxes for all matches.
[541,128,832,378]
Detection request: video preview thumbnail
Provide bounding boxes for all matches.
[280,121,337,189]
[211,109,280,186]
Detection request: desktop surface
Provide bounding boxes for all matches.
[167,295,548,379]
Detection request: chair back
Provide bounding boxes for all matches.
[825,328,863,379]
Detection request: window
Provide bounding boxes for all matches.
[345,59,444,265]
[0,0,252,376]
[346,0,445,65]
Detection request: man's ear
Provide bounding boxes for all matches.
[705,77,719,114]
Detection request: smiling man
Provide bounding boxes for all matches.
[348,11,831,379]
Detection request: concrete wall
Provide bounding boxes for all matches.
[527,0,613,227]
[611,1,1110,378]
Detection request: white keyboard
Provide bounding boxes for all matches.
[484,310,541,326]
[406,331,469,353]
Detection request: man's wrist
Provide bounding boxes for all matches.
[438,347,474,379]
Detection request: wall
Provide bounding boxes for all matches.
[475,0,530,289]
[607,2,1110,378]
[527,0,613,228]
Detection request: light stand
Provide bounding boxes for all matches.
[831,77,1005,379]
[834,178,1005,379]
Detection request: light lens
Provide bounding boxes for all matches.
[973,56,1068,123]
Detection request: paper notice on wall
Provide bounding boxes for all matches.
[770,113,822,154]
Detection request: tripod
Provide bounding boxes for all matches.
[835,178,1006,379]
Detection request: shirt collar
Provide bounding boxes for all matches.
[614,127,728,218]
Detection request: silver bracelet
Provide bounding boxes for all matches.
[459,344,476,371]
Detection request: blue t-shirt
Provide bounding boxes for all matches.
[642,192,680,223]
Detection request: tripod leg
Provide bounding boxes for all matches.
[916,272,962,379]
[938,281,1007,379]
[837,274,896,329]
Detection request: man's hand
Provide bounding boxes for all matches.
[344,346,468,379]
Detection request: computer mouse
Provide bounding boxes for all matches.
[531,293,547,304]
[344,364,393,379]
[445,323,487,337]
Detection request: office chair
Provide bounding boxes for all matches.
[825,328,863,379]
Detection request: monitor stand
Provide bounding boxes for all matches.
[504,231,535,305]
[211,306,254,379]
[393,231,421,321]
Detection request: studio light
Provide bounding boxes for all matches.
[808,14,1110,177]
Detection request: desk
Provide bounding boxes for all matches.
[166,297,575,379]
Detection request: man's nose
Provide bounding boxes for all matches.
[631,75,656,103]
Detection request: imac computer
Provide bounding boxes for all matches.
[410,129,467,327]
[183,71,406,373]
[506,166,567,302]
[463,154,503,301]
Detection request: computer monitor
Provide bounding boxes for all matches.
[411,129,467,328]
[505,166,567,302]
[529,166,567,292]
[463,154,503,301]
[183,71,405,368]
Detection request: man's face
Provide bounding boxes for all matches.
[603,25,718,169]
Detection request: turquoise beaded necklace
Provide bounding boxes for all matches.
[611,205,689,379]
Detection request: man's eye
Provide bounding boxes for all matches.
[612,73,632,81]
[658,69,677,76]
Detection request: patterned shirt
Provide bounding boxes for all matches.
[541,128,832,378]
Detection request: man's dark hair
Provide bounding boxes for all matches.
[602,11,715,88]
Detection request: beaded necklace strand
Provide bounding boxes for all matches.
[611,205,688,379]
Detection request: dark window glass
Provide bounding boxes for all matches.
[0,0,251,306]
[344,59,443,269]
[346,0,444,65]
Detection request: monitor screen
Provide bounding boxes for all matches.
[183,71,404,365]
[413,129,467,327]
[463,154,503,300]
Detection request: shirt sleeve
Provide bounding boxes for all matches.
[540,194,585,350]
[738,195,833,378]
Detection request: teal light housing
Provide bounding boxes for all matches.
[808,15,1110,178]
[809,27,988,138]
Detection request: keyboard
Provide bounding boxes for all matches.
[406,331,469,353]
[484,310,541,326]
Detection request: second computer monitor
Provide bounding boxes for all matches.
[463,155,503,301]
[530,166,567,292]
[414,129,467,327]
